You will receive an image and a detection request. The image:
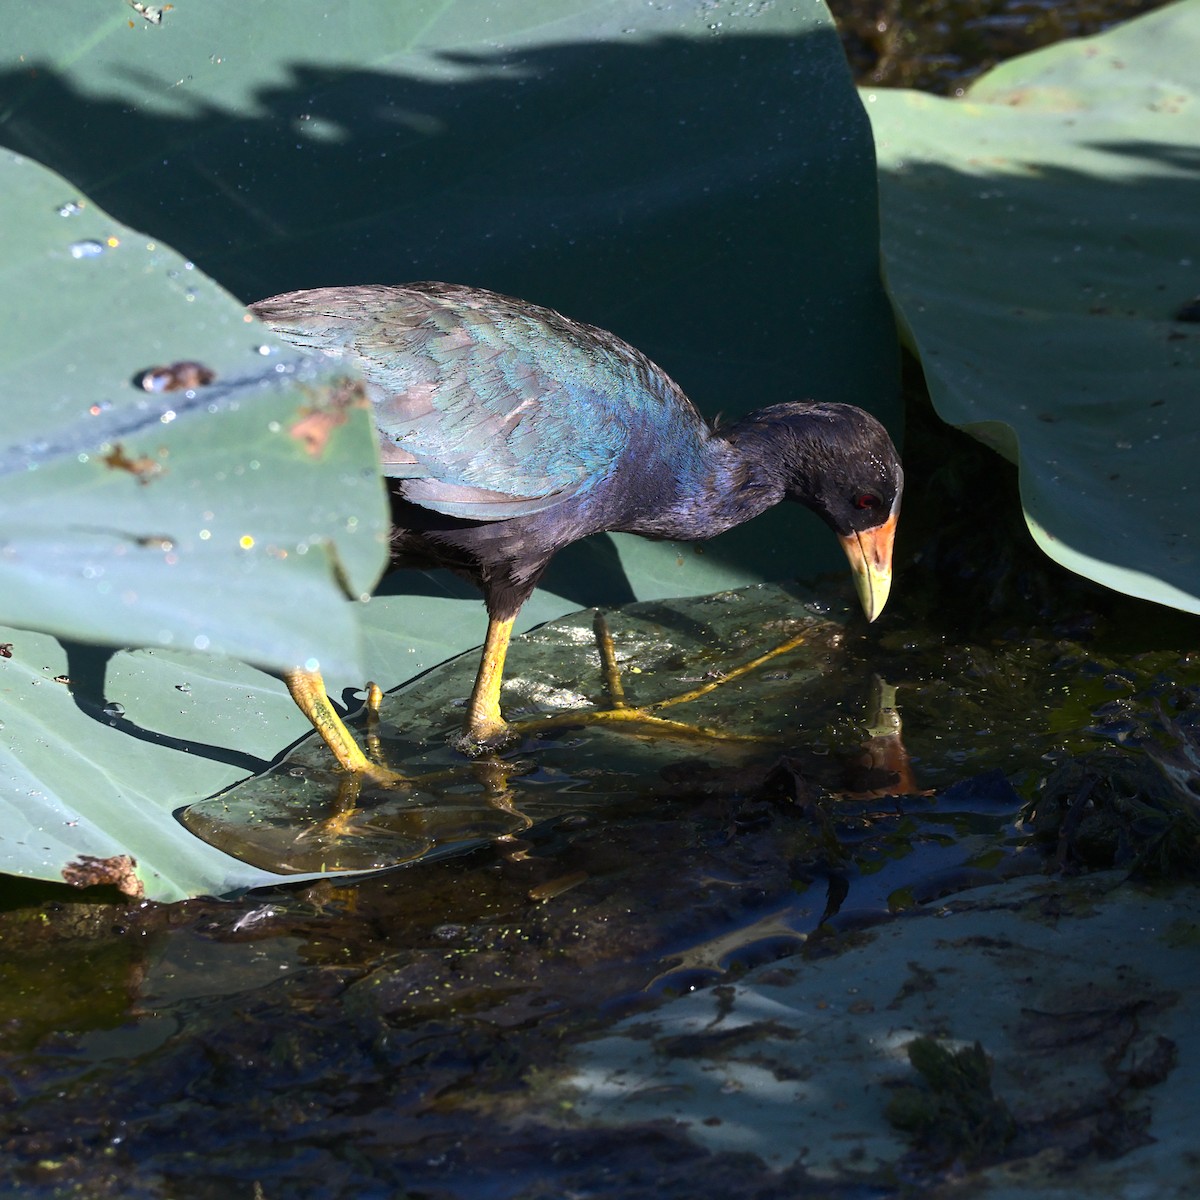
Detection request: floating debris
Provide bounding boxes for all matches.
[136,361,216,393]
[60,853,143,898]
[126,1,173,25]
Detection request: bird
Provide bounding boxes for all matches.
[249,283,903,779]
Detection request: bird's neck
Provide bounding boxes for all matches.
[712,414,802,521]
[622,410,796,542]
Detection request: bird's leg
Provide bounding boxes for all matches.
[450,603,811,752]
[284,668,403,784]
[364,682,387,761]
[288,668,521,841]
[459,614,518,748]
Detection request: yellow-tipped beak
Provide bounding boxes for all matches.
[839,508,898,623]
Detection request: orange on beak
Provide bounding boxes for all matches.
[838,504,898,623]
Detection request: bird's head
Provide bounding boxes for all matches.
[762,402,903,622]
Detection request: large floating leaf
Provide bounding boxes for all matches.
[0,0,897,898]
[868,0,1200,612]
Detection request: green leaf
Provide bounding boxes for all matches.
[868,0,1200,613]
[0,150,390,673]
[0,149,390,900]
[0,625,352,900]
[0,0,898,898]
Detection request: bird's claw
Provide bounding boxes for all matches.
[452,721,520,758]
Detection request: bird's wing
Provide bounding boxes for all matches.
[253,284,669,521]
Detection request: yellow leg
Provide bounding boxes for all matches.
[461,614,517,747]
[284,668,401,782]
[364,681,386,762]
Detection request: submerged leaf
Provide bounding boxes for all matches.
[182,585,844,875]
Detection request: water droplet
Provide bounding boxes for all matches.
[175,683,191,694]
[103,702,125,719]
[256,344,275,356]
[56,200,83,217]
[69,240,106,259]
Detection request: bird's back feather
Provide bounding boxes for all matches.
[252,283,710,523]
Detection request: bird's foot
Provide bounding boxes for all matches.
[451,717,521,758]
[285,672,410,783]
[459,613,809,747]
[357,682,412,783]
[573,612,806,740]
[453,707,752,755]
[294,681,469,839]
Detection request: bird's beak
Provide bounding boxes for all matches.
[838,504,898,623]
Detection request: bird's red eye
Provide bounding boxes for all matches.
[854,493,882,510]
